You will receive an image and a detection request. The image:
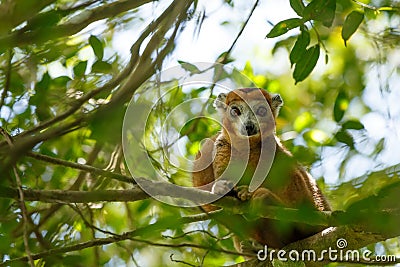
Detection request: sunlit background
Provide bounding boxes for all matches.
[1,0,400,266]
[111,0,400,185]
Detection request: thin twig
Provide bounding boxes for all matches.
[27,151,134,184]
[0,212,225,266]
[68,203,118,237]
[219,0,260,64]
[13,168,35,267]
[0,0,193,171]
[170,254,197,267]
[0,128,34,267]
[18,0,187,139]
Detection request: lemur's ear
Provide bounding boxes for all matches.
[271,94,283,117]
[213,93,227,111]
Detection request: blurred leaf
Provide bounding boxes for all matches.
[31,73,52,121]
[73,61,87,77]
[52,76,71,88]
[303,0,336,27]
[335,129,354,148]
[190,86,208,98]
[271,35,297,55]
[89,35,104,60]
[35,105,52,121]
[60,255,85,266]
[26,10,63,30]
[266,18,303,38]
[345,181,400,233]
[342,11,364,46]
[36,72,51,91]
[372,138,385,155]
[90,105,125,143]
[293,111,314,132]
[303,129,329,145]
[216,51,234,64]
[10,72,25,95]
[341,120,364,130]
[293,44,320,84]
[213,64,230,82]
[290,29,310,66]
[333,90,348,122]
[290,0,305,16]
[178,60,201,74]
[292,145,317,165]
[364,8,378,20]
[92,60,112,73]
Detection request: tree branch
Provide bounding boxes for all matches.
[0,0,194,175]
[1,179,399,235]
[0,211,234,266]
[1,177,399,266]
[0,0,55,35]
[0,0,153,48]
[27,151,134,184]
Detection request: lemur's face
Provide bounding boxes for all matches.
[214,88,283,139]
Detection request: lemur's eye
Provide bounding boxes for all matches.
[256,106,267,116]
[230,106,241,117]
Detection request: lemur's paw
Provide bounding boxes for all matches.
[235,185,253,201]
[211,179,234,196]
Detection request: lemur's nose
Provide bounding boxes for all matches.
[245,123,257,136]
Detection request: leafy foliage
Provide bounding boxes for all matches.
[266,0,398,83]
[0,0,399,266]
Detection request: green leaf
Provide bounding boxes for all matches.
[321,0,336,27]
[90,105,125,143]
[294,111,314,132]
[36,72,51,91]
[177,60,201,74]
[32,73,50,104]
[303,0,336,27]
[372,138,385,155]
[290,0,305,16]
[266,18,303,38]
[216,51,234,64]
[342,120,364,130]
[292,145,317,165]
[272,36,298,55]
[333,90,348,122]
[26,10,63,30]
[89,35,104,60]
[335,130,354,149]
[342,11,364,46]
[91,60,112,73]
[73,61,87,77]
[10,71,25,95]
[290,29,310,66]
[52,76,71,87]
[293,44,320,84]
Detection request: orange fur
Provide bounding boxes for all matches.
[192,88,330,249]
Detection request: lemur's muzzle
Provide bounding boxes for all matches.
[244,122,258,136]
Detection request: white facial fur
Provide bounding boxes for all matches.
[214,91,283,138]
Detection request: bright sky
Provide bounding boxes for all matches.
[112,1,297,73]
[111,0,400,185]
